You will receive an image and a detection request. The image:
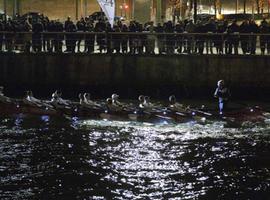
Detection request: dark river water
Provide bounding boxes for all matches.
[0,115,270,200]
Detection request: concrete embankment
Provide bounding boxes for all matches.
[0,53,270,99]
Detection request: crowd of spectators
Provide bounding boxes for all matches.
[1,14,270,55]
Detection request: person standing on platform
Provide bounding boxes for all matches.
[185,20,196,54]
[227,20,240,55]
[175,21,184,54]
[95,19,106,53]
[76,17,86,53]
[155,22,164,54]
[259,19,269,55]
[54,20,64,53]
[164,21,175,54]
[204,18,217,54]
[120,24,129,54]
[214,80,231,115]
[0,20,4,51]
[85,20,95,53]
[64,17,73,52]
[32,19,44,52]
[248,19,259,55]
[239,20,250,55]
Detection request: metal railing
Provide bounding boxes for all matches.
[0,31,269,55]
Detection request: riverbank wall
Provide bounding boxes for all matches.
[0,53,270,99]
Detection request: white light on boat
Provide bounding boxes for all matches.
[250,109,254,112]
[219,112,223,115]
[192,112,196,116]
[74,108,78,112]
[46,107,48,110]
[41,115,50,122]
[134,111,137,114]
[16,104,20,108]
[162,120,168,125]
[201,117,206,122]
[105,110,108,113]
[72,117,78,121]
[163,111,167,115]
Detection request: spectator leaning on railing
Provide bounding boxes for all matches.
[1,15,270,56]
[0,20,4,51]
[259,19,269,55]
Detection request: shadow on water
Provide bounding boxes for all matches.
[0,115,270,200]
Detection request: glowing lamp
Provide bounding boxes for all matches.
[216,14,224,20]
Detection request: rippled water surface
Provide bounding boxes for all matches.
[0,115,270,200]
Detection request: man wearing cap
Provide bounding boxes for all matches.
[214,80,231,115]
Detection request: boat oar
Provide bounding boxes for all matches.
[175,112,187,116]
[187,108,212,116]
[155,114,174,120]
[164,107,189,117]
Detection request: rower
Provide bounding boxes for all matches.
[51,90,59,104]
[138,95,145,108]
[84,93,100,107]
[24,91,41,107]
[168,95,187,112]
[24,91,54,109]
[79,93,100,108]
[106,97,122,112]
[0,86,3,96]
[214,80,231,115]
[142,96,155,109]
[111,93,124,107]
[51,90,70,106]
[79,93,84,105]
[0,86,11,103]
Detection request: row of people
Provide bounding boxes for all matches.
[1,17,270,55]
[0,81,229,115]
[0,87,191,113]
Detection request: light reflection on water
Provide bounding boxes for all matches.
[0,116,270,199]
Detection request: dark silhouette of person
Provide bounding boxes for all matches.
[32,19,44,52]
[155,23,164,54]
[0,20,4,51]
[54,20,64,52]
[239,20,250,54]
[120,24,129,53]
[85,21,95,53]
[227,20,240,55]
[248,19,259,55]
[76,17,86,53]
[259,19,269,55]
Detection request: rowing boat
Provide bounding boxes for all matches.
[0,98,266,125]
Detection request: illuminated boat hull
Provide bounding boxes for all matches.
[0,101,266,124]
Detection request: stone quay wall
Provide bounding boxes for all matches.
[0,53,270,99]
